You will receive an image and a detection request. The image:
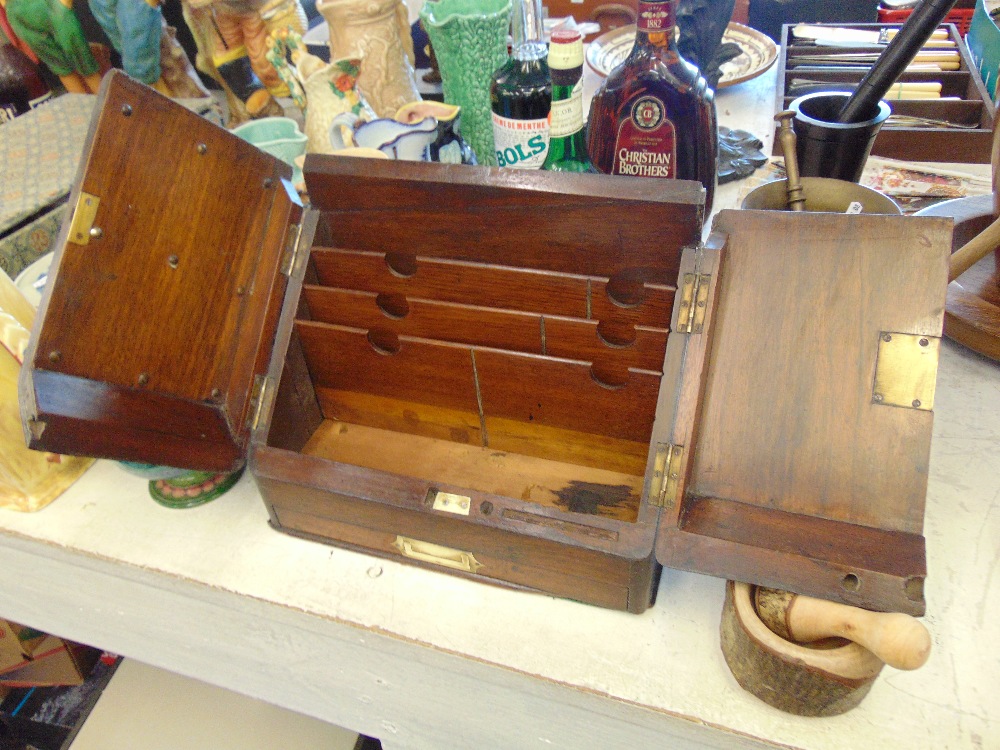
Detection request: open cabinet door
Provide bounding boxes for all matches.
[655,208,954,615]
[20,72,303,472]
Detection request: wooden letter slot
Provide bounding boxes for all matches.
[20,73,952,615]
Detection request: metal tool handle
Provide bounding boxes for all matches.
[774,111,805,211]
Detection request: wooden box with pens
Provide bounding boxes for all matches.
[774,22,995,163]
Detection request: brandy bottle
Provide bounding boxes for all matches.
[586,0,717,211]
[489,0,551,169]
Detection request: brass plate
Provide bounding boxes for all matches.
[430,490,472,516]
[872,332,940,411]
[67,192,100,246]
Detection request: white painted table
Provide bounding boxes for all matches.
[2,67,999,750]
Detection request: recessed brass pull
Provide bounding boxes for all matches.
[392,536,483,573]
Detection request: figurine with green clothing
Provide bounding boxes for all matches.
[1,0,103,93]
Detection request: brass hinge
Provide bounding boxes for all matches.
[675,273,710,334]
[67,192,101,245]
[279,222,304,277]
[247,374,275,431]
[649,443,684,508]
[872,332,940,411]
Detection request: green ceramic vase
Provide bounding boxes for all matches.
[420,0,511,167]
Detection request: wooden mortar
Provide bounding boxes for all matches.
[720,581,884,717]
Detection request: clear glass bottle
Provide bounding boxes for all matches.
[489,0,551,169]
[586,0,717,210]
[542,29,594,172]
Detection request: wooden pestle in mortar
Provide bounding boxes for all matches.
[754,587,932,671]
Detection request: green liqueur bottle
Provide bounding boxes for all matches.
[542,29,594,172]
[489,0,551,169]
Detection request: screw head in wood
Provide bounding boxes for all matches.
[48,350,61,363]
[197,143,208,155]
[121,104,133,117]
[138,372,150,386]
[89,227,103,239]
[167,254,179,269]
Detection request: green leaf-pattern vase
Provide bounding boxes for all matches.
[420,0,512,167]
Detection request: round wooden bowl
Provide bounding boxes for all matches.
[720,581,885,717]
[915,195,1000,361]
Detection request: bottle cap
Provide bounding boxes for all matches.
[548,30,584,70]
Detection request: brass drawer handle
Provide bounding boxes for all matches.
[392,536,483,573]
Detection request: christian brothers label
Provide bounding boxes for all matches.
[611,96,676,178]
[492,113,550,169]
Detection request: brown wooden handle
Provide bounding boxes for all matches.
[992,116,1000,220]
[949,214,1000,282]
[756,587,932,670]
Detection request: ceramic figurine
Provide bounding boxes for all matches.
[395,100,476,164]
[88,0,171,95]
[328,112,437,160]
[1,0,103,93]
[267,28,374,153]
[157,16,212,99]
[317,0,420,117]
[181,0,284,124]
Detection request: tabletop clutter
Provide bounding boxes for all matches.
[2,0,999,721]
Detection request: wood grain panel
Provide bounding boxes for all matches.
[272,506,634,610]
[33,72,289,401]
[589,280,676,329]
[303,286,544,354]
[475,349,661,444]
[689,210,951,533]
[310,248,591,318]
[485,415,649,476]
[304,155,702,283]
[303,286,670,371]
[543,317,668,372]
[314,388,484,446]
[295,321,480,415]
[299,421,642,522]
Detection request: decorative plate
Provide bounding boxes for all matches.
[585,22,778,89]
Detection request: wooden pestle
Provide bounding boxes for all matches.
[754,587,932,671]
[948,119,1000,282]
[774,111,805,211]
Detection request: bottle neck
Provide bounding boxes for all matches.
[511,0,546,61]
[634,0,678,50]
